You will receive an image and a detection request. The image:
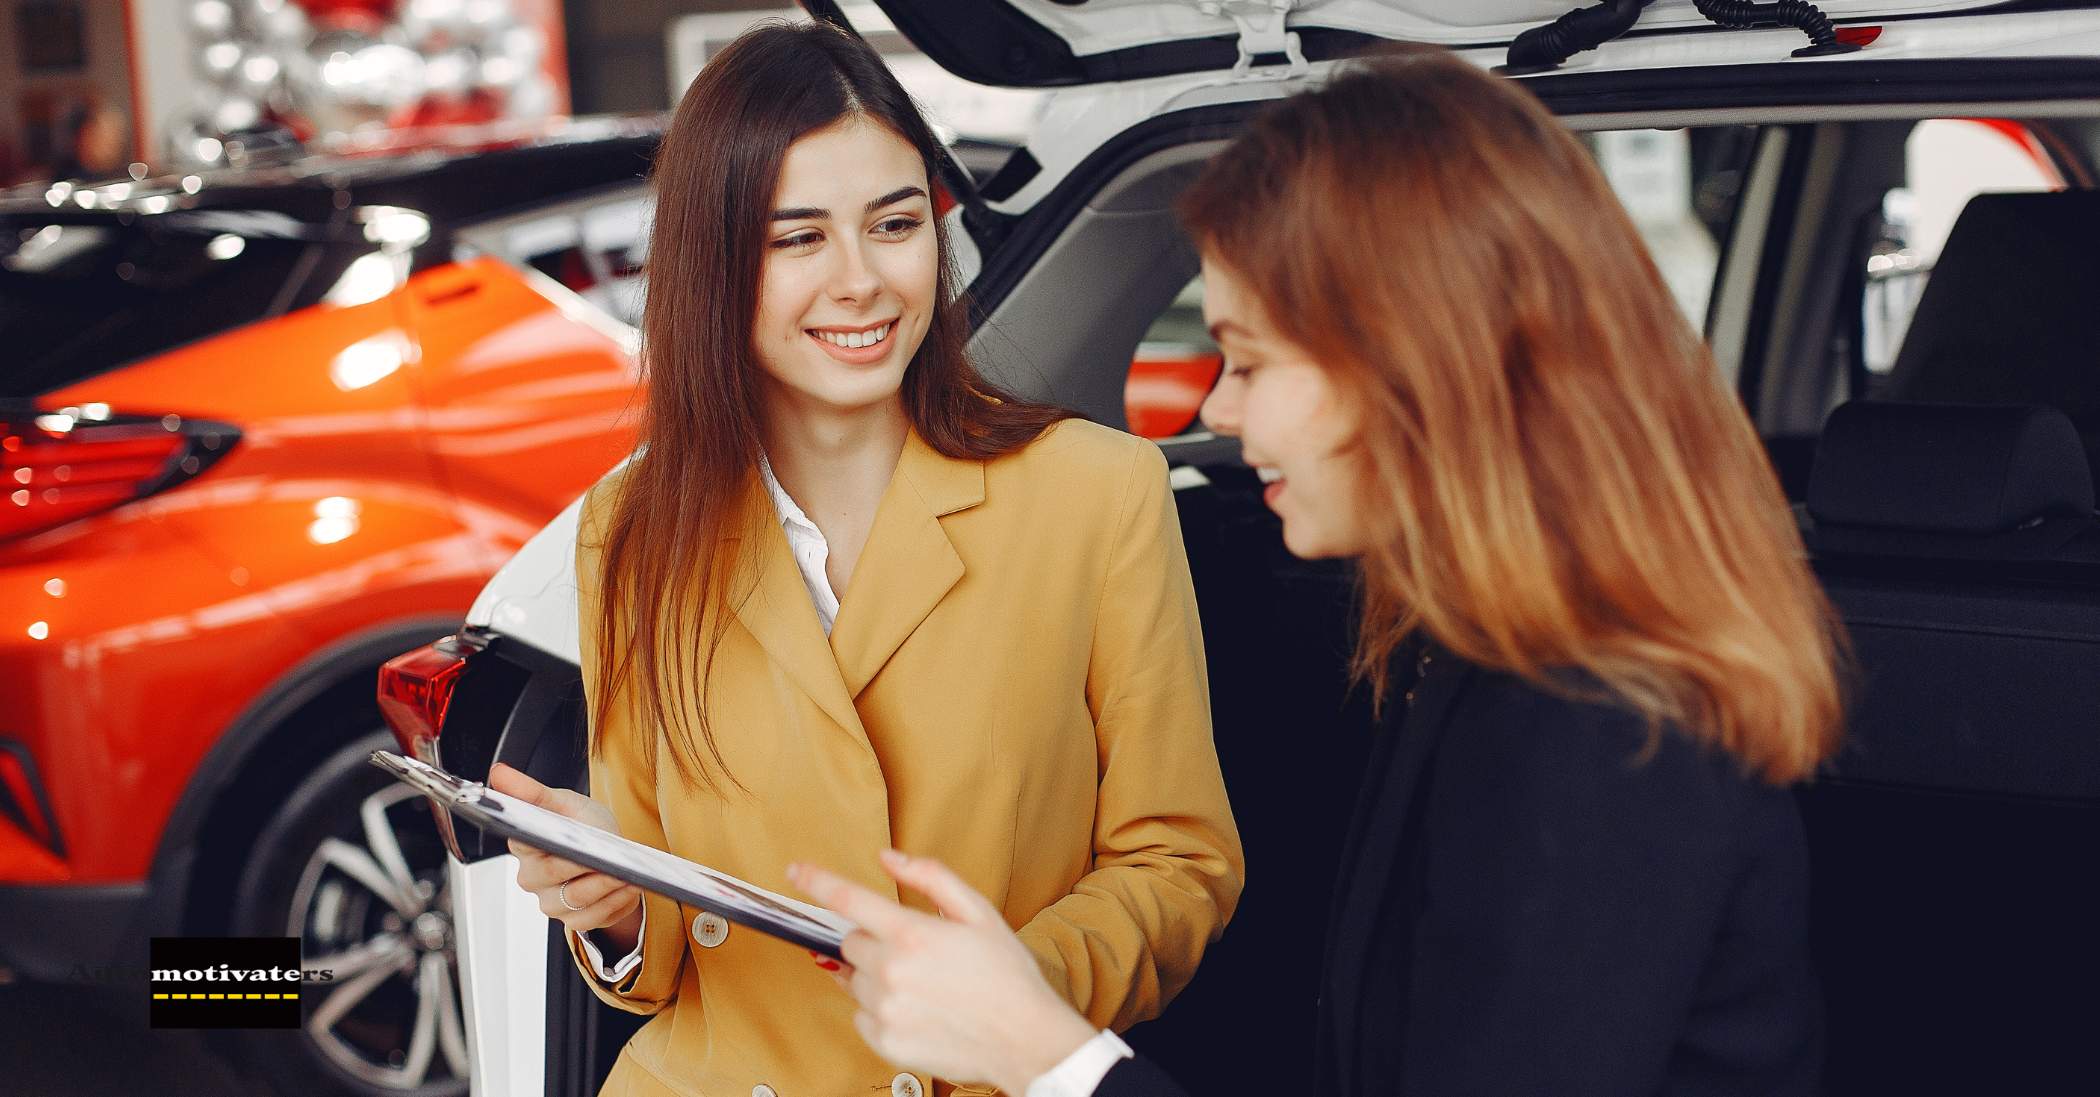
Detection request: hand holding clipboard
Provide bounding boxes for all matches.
[370,750,854,957]
[484,761,645,943]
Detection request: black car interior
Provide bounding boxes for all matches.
[1788,187,2100,1094]
[1880,190,2100,488]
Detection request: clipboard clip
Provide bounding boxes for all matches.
[370,749,497,858]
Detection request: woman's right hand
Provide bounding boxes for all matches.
[486,762,643,939]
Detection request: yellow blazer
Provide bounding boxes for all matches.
[565,418,1244,1097]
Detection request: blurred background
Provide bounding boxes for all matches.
[0,0,1051,184]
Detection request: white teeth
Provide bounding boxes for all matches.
[814,323,892,349]
[1256,466,1283,483]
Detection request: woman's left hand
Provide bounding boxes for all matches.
[788,850,1101,1095]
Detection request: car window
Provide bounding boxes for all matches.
[0,214,368,398]
[1125,276,1219,441]
[1862,118,2062,378]
[580,196,650,327]
[1116,125,1759,442]
[465,188,653,329]
[1583,125,1762,332]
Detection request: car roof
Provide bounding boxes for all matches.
[0,116,665,228]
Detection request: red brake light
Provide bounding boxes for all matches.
[378,635,481,761]
[1835,25,1882,49]
[1,406,239,542]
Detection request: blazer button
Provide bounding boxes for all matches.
[751,1086,777,1097]
[691,913,729,948]
[890,1073,923,1097]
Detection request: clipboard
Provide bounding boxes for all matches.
[369,750,854,958]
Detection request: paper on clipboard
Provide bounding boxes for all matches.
[369,750,855,958]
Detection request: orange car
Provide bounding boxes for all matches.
[0,117,1210,1097]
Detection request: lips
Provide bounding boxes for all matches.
[805,320,898,366]
[808,320,895,349]
[1253,465,1285,507]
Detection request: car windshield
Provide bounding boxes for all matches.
[0,211,369,398]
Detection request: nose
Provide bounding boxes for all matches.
[1199,370,1242,438]
[827,235,883,306]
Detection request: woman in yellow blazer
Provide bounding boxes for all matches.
[485,22,1243,1097]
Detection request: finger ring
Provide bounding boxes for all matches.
[558,880,585,912]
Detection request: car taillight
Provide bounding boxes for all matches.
[378,632,486,762]
[1,404,239,543]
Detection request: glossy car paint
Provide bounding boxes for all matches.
[0,256,637,888]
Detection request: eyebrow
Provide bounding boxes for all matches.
[770,185,929,223]
[1207,319,1250,342]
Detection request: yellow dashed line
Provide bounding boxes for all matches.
[155,991,302,1001]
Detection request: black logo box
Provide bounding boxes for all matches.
[149,937,304,1030]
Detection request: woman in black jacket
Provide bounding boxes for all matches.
[789,45,1847,1097]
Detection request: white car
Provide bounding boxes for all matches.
[380,3,2100,1094]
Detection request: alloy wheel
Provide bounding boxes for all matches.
[286,781,470,1092]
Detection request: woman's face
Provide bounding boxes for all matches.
[1198,257,1375,560]
[753,116,938,418]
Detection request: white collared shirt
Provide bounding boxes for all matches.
[1024,1030,1135,1097]
[576,450,840,981]
[757,450,841,635]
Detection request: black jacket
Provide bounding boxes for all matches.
[1100,647,1821,1096]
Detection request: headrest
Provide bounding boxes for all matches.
[1808,402,2094,551]
[1884,191,2100,487]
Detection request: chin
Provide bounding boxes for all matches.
[1279,524,1334,561]
[780,367,908,413]
[1281,519,1365,562]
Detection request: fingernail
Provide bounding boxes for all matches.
[815,958,842,972]
[880,849,906,866]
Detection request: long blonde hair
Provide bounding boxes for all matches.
[1180,48,1846,784]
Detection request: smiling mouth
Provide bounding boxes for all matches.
[806,321,895,350]
[1255,465,1286,505]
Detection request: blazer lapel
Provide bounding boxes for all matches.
[828,429,983,698]
[1323,650,1474,1092]
[727,474,867,740]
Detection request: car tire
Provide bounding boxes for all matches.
[221,728,471,1097]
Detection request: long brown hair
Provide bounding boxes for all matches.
[1180,49,1846,784]
[594,22,1069,793]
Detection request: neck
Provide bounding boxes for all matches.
[760,394,910,516]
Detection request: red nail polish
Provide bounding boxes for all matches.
[816,958,841,972]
